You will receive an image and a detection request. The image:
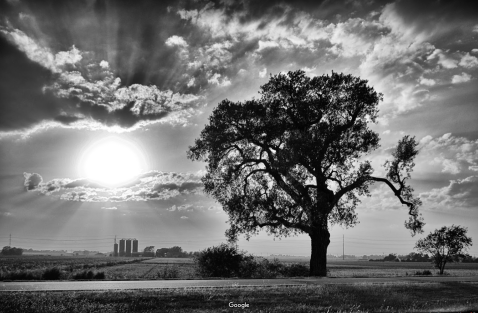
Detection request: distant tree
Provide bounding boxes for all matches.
[156,248,169,257]
[383,253,399,262]
[188,70,424,276]
[415,225,473,274]
[144,246,155,253]
[168,246,184,257]
[405,252,429,262]
[1,246,23,255]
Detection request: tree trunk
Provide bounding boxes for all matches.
[440,260,446,275]
[309,226,330,276]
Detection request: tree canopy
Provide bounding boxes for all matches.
[415,225,472,274]
[188,70,424,276]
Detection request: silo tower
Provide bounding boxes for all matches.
[119,239,126,257]
[126,239,132,257]
[113,236,118,257]
[133,239,138,253]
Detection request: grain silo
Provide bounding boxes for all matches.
[126,239,132,257]
[114,243,118,257]
[119,239,125,256]
[133,239,138,253]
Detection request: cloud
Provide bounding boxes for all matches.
[2,0,478,138]
[23,172,42,191]
[207,73,231,87]
[165,35,188,47]
[451,72,471,84]
[180,216,189,219]
[420,176,478,208]
[0,27,202,136]
[459,53,478,69]
[259,68,267,78]
[417,133,478,176]
[23,170,204,202]
[426,49,458,69]
[101,206,118,210]
[99,60,109,69]
[419,77,436,86]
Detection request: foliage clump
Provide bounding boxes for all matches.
[1,246,23,256]
[194,244,309,278]
[72,270,105,280]
[415,225,472,274]
[42,267,62,280]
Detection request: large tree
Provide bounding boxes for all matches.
[188,70,424,276]
[415,225,472,274]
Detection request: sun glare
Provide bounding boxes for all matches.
[79,137,146,188]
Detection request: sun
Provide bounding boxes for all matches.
[79,137,147,188]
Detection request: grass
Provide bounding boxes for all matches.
[0,255,149,281]
[1,282,477,312]
[2,256,478,281]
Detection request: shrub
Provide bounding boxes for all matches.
[42,267,62,280]
[195,244,246,278]
[283,263,309,277]
[195,245,311,278]
[414,270,432,276]
[238,255,259,278]
[94,272,105,279]
[156,266,180,279]
[1,270,39,280]
[253,258,285,278]
[73,270,105,280]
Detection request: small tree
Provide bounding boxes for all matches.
[415,225,472,274]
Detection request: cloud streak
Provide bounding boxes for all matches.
[23,170,204,202]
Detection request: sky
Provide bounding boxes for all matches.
[0,0,477,257]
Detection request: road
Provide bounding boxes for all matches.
[1,276,478,291]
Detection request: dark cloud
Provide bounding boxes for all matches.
[420,176,478,208]
[23,172,42,190]
[390,0,478,26]
[22,170,204,202]
[0,36,62,131]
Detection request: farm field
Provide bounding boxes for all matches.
[0,255,149,281]
[1,282,477,312]
[2,255,478,281]
[326,260,478,277]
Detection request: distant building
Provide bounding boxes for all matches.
[115,238,138,257]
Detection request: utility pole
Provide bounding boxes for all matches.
[9,234,11,246]
[342,234,344,260]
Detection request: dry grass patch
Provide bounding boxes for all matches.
[1,282,477,312]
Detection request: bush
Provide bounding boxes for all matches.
[194,244,248,278]
[238,255,259,278]
[252,258,285,278]
[195,244,311,278]
[1,246,23,255]
[73,270,106,280]
[283,263,309,277]
[414,270,432,276]
[42,267,62,280]
[1,270,39,280]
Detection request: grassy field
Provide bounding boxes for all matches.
[1,282,477,312]
[2,255,478,281]
[326,260,478,277]
[0,255,149,280]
